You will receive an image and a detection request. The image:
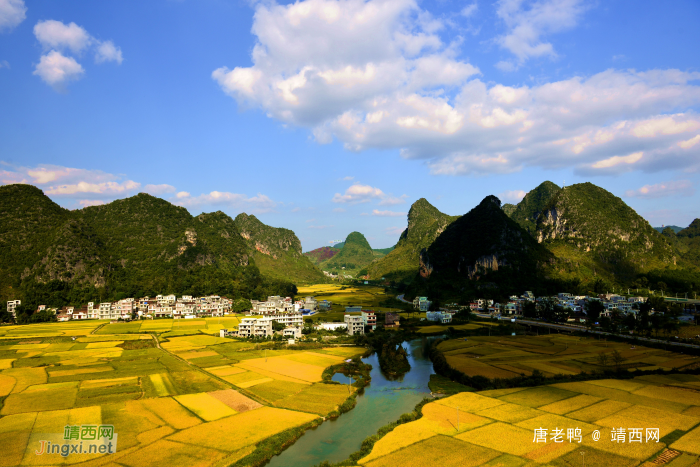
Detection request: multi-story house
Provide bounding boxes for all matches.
[237,318,273,338]
[344,314,365,336]
[7,300,21,318]
[361,311,376,330]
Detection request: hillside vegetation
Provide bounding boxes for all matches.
[233,213,325,283]
[320,231,382,274]
[0,185,301,308]
[367,198,458,282]
[415,196,554,298]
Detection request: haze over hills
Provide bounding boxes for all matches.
[319,231,385,273]
[366,198,458,282]
[0,185,300,307]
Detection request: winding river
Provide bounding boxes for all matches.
[266,338,437,467]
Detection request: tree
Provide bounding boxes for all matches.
[622,312,637,331]
[233,298,252,314]
[656,282,668,293]
[596,352,610,368]
[522,301,538,319]
[272,321,285,332]
[584,300,604,324]
[610,349,625,370]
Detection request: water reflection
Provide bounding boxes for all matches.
[265,338,437,467]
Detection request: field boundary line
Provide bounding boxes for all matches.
[151,333,268,406]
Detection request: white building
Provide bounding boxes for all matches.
[237,318,274,338]
[344,315,365,336]
[426,311,452,324]
[283,327,302,339]
[7,300,21,318]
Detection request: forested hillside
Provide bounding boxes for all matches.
[0,185,299,309]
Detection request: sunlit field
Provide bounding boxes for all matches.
[358,374,700,466]
[438,334,700,379]
[0,319,365,466]
[297,283,404,314]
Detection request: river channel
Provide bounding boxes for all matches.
[266,338,437,467]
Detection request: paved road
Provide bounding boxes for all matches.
[475,313,700,350]
[396,294,412,304]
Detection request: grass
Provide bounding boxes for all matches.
[428,374,474,395]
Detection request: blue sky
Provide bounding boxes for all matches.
[1,0,699,251]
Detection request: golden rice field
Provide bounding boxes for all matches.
[439,334,700,379]
[0,319,366,466]
[296,283,400,313]
[359,374,700,466]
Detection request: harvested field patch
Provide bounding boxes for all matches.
[416,402,492,434]
[138,398,201,430]
[457,422,534,456]
[567,399,632,422]
[209,389,262,413]
[174,392,237,421]
[358,422,437,464]
[167,406,317,452]
[237,356,325,383]
[364,435,500,467]
[49,366,113,378]
[475,402,543,423]
[246,379,308,402]
[275,383,352,415]
[206,365,246,377]
[237,377,274,388]
[538,394,602,415]
[498,386,578,408]
[436,392,505,412]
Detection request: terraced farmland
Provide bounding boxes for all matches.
[0,320,365,466]
[358,374,700,466]
[438,334,700,379]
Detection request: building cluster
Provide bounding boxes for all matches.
[250,296,320,316]
[6,295,233,321]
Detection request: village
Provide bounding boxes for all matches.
[6,289,698,341]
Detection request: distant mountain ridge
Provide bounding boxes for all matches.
[320,231,380,272]
[419,195,553,291]
[233,213,325,283]
[0,185,303,308]
[367,198,458,281]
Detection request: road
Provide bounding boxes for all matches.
[475,313,700,350]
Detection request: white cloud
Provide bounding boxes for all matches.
[498,189,527,203]
[461,3,478,18]
[33,50,84,88]
[332,183,385,203]
[372,209,406,217]
[175,191,277,213]
[591,151,643,170]
[79,199,105,207]
[625,180,694,199]
[291,207,301,212]
[341,176,354,181]
[0,0,26,33]
[32,20,123,90]
[332,183,407,205]
[95,40,123,64]
[0,60,9,69]
[143,184,176,195]
[332,207,346,212]
[214,0,700,176]
[0,164,142,199]
[34,20,92,54]
[495,0,588,69]
[678,135,700,149]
